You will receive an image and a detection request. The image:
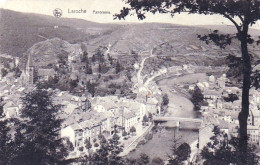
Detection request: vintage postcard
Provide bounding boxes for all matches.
[0,0,260,164]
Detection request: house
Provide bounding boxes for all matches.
[209,75,215,83]
[37,68,55,81]
[218,120,229,134]
[62,102,78,115]
[247,125,259,144]
[3,101,20,118]
[199,124,214,150]
[124,111,138,131]
[216,74,227,88]
[60,125,76,147]
[203,90,222,100]
[230,112,239,124]
[21,54,56,84]
[94,105,106,112]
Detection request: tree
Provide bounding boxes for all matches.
[14,67,22,78]
[148,112,153,121]
[136,153,150,165]
[224,93,239,103]
[115,0,260,158]
[1,68,8,77]
[86,65,93,75]
[70,78,79,91]
[162,94,169,106]
[168,147,191,165]
[85,138,92,152]
[201,126,258,165]
[167,130,182,165]
[108,54,114,65]
[12,85,69,165]
[190,85,205,111]
[174,143,191,164]
[86,81,97,97]
[98,63,109,74]
[0,98,16,165]
[63,137,74,152]
[81,51,88,62]
[226,54,244,84]
[107,133,124,165]
[142,115,149,125]
[87,133,123,165]
[0,98,4,117]
[116,60,122,74]
[151,157,164,165]
[122,131,128,137]
[130,126,136,135]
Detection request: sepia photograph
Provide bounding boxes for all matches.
[0,0,259,164]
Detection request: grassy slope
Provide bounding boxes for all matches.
[0,9,116,57]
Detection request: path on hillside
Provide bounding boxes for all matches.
[137,49,154,84]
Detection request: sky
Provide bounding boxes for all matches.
[0,0,260,29]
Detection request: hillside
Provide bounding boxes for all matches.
[19,38,84,68]
[0,9,117,57]
[1,9,259,70]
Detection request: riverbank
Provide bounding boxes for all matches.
[127,126,199,160]
[125,71,202,160]
[119,123,154,157]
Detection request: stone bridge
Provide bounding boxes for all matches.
[153,116,203,128]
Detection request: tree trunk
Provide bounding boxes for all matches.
[238,26,251,164]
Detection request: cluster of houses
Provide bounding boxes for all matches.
[0,74,159,156]
[57,93,159,154]
[193,74,260,149]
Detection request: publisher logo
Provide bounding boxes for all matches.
[53,8,62,18]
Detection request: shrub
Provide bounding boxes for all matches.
[1,68,8,77]
[79,146,84,152]
[122,131,128,137]
[145,132,153,141]
[137,140,146,146]
[94,143,99,148]
[98,134,103,140]
[151,157,164,165]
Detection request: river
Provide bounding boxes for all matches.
[127,75,201,160]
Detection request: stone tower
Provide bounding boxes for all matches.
[26,54,34,84]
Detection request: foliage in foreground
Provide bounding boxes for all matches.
[201,126,259,165]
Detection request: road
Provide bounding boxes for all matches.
[136,49,154,84]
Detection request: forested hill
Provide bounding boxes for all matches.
[0,9,117,57]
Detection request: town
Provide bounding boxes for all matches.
[1,1,260,164]
[1,39,259,162]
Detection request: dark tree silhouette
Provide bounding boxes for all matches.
[167,131,191,165]
[162,93,169,106]
[86,81,97,97]
[0,98,16,165]
[116,60,122,74]
[136,153,150,165]
[87,133,123,165]
[1,68,8,77]
[224,93,239,103]
[12,85,69,165]
[85,139,92,153]
[81,51,88,62]
[190,85,205,111]
[151,157,164,165]
[201,126,258,165]
[226,54,244,84]
[142,114,149,125]
[130,126,136,135]
[115,0,260,158]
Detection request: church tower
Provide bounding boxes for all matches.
[26,54,34,84]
